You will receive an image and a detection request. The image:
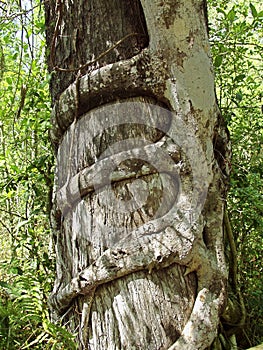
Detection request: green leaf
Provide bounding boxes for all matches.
[214,55,223,67]
[9,266,23,275]
[0,281,10,288]
[250,3,258,18]
[235,92,243,102]
[234,74,246,82]
[227,9,236,22]
[6,76,13,85]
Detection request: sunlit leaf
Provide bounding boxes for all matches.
[227,8,236,22]
[250,3,258,18]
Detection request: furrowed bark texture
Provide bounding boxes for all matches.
[45,1,230,349]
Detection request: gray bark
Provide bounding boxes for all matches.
[45,1,231,349]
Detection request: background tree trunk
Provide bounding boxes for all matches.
[45,1,231,349]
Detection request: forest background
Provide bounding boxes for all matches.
[0,0,262,349]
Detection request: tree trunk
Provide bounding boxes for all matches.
[45,1,231,349]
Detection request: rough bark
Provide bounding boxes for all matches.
[45,1,231,349]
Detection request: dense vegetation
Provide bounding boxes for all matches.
[209,1,263,347]
[0,0,262,348]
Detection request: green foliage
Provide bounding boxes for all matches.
[0,1,76,348]
[209,0,263,347]
[0,266,77,349]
